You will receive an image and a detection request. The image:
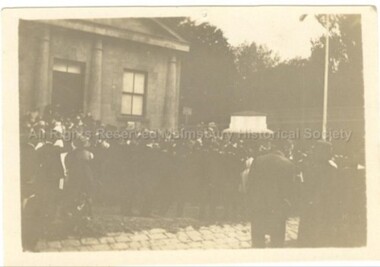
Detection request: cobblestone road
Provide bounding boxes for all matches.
[36,218,299,252]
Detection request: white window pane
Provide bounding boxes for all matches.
[121,94,132,114]
[123,72,134,93]
[132,95,143,116]
[67,64,81,74]
[134,73,145,94]
[53,61,67,72]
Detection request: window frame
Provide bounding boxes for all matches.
[53,58,83,74]
[120,69,148,118]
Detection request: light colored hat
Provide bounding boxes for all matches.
[208,122,217,128]
[53,125,64,134]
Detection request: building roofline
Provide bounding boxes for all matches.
[150,18,188,43]
[37,19,190,52]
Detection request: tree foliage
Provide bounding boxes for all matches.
[164,15,364,152]
[164,18,237,125]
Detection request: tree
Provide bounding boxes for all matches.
[233,42,280,114]
[230,15,364,147]
[162,18,237,125]
[162,15,364,147]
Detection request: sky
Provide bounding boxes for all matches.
[190,9,326,60]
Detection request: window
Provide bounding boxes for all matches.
[121,71,146,116]
[53,58,82,74]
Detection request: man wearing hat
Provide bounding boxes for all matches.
[297,140,340,247]
[63,134,94,226]
[35,125,65,227]
[247,138,296,248]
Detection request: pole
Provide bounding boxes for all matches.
[322,15,330,141]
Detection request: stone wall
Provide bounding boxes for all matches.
[19,20,183,129]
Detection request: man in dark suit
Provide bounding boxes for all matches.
[297,140,340,247]
[247,139,296,248]
[35,129,65,224]
[20,127,42,251]
[64,135,94,218]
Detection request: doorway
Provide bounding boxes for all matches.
[52,59,84,117]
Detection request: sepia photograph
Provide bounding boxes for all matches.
[2,5,380,265]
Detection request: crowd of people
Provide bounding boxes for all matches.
[20,106,366,251]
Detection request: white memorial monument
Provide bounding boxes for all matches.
[223,111,273,134]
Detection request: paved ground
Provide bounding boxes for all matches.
[36,217,299,251]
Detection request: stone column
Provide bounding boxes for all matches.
[88,38,103,121]
[164,55,178,130]
[35,25,50,114]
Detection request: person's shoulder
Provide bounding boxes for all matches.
[282,155,295,164]
[70,148,91,160]
[273,153,295,168]
[254,152,270,162]
[82,149,94,160]
[36,143,52,155]
[22,143,35,152]
[263,151,286,161]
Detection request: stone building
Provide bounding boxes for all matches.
[19,18,189,129]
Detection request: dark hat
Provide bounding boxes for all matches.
[271,138,291,151]
[313,140,332,160]
[314,140,332,150]
[73,134,90,148]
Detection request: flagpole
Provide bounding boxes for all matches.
[299,14,330,140]
[322,15,330,141]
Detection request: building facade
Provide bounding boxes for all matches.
[19,18,189,129]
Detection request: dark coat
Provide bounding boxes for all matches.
[297,159,340,247]
[36,143,65,196]
[247,150,296,216]
[64,148,94,197]
[20,143,39,198]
